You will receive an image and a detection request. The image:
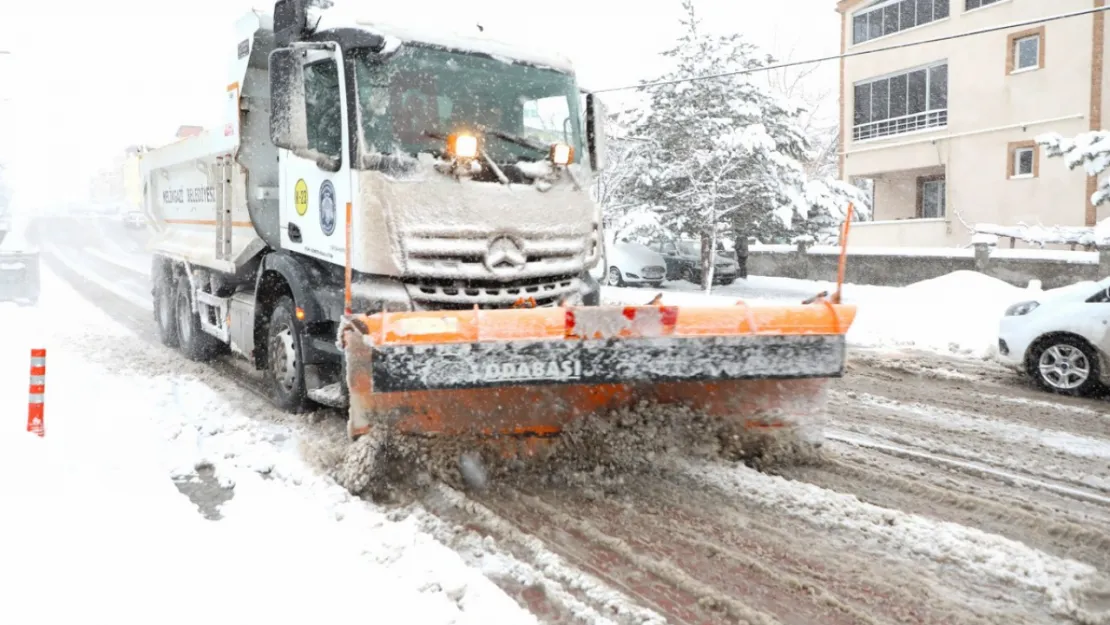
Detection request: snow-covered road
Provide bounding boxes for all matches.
[7,215,1110,625]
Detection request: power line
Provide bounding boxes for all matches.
[592,4,1110,94]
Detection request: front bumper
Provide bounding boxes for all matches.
[713,269,737,282]
[622,267,666,284]
[996,316,1035,369]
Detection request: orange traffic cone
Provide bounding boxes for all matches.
[27,348,45,437]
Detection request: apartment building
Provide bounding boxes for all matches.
[837,0,1104,247]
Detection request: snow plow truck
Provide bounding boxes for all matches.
[142,0,858,474]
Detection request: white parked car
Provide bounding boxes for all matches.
[997,276,1110,396]
[604,240,667,287]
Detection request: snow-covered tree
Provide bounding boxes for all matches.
[1038,131,1110,206]
[614,0,862,289]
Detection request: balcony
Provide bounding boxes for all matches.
[853,109,948,142]
[850,218,950,247]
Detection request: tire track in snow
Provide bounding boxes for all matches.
[777,449,1110,571]
[687,461,1105,625]
[530,481,970,625]
[844,352,1110,431]
[827,395,1110,499]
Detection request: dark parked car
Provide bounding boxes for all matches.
[648,238,739,285]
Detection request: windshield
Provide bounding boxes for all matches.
[354,45,585,165]
[676,240,732,257]
[678,241,699,256]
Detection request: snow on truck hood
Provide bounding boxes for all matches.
[313,10,575,72]
[359,166,599,255]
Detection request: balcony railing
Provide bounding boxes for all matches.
[853,109,948,142]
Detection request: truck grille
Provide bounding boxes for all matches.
[402,227,598,308]
[407,274,582,309]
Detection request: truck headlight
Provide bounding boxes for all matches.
[1005,301,1039,316]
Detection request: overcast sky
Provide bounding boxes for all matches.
[0,0,839,205]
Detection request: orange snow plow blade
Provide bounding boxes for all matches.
[339,300,857,443]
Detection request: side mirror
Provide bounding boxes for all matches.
[585,92,608,172]
[269,47,309,153]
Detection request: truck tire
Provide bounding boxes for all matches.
[153,264,179,348]
[266,295,309,412]
[175,274,222,362]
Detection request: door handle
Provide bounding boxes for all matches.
[288,223,302,243]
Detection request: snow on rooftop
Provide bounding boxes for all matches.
[974,221,1110,249]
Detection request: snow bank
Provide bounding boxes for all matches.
[0,273,534,625]
[604,271,1039,358]
[847,270,1030,358]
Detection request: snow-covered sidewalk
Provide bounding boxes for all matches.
[604,270,1063,359]
[0,270,533,625]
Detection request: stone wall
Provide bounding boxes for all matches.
[745,241,1106,289]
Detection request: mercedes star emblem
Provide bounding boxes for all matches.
[485,236,527,273]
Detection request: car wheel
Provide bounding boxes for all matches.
[607,266,625,287]
[1028,336,1103,396]
[680,266,698,284]
[719,278,735,286]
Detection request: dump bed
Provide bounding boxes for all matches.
[141,133,265,274]
[140,11,274,275]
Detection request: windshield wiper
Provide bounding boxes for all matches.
[473,125,550,154]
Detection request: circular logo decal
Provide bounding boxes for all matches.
[294,179,308,216]
[319,180,336,236]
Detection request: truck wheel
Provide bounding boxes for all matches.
[153,265,179,348]
[175,275,221,361]
[266,295,309,412]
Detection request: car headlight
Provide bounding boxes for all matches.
[1005,301,1040,316]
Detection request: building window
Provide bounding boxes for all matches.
[853,62,948,141]
[1006,27,1045,73]
[966,0,1005,10]
[917,176,946,218]
[852,0,951,45]
[1008,141,1039,178]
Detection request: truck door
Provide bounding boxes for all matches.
[278,44,352,265]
